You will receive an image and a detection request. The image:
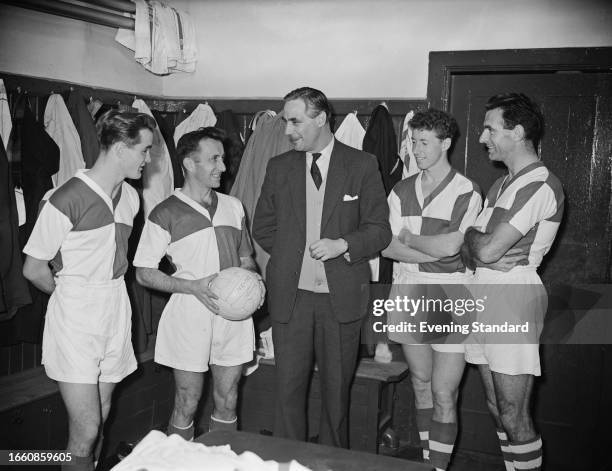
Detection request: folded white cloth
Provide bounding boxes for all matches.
[111,430,311,471]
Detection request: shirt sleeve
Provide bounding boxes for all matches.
[133,218,171,268]
[23,200,73,261]
[238,214,254,258]
[502,182,557,236]
[458,191,483,233]
[387,189,403,236]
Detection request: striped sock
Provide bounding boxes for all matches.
[209,415,238,432]
[497,429,514,470]
[167,421,195,441]
[429,420,457,470]
[511,435,542,470]
[415,407,433,462]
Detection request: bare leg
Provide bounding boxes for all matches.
[431,351,465,423]
[210,364,242,428]
[491,371,535,442]
[170,369,204,431]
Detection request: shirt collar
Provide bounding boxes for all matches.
[306,137,335,182]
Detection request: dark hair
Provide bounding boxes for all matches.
[96,110,156,152]
[485,93,544,148]
[176,127,227,171]
[284,87,333,124]
[409,108,459,142]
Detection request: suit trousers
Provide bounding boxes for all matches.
[272,289,362,448]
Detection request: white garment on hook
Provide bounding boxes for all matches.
[334,112,366,150]
[132,98,174,218]
[15,188,26,226]
[173,103,217,145]
[115,0,197,75]
[44,94,86,187]
[399,110,418,179]
[0,79,12,151]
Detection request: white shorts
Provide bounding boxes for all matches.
[464,267,546,376]
[42,278,137,384]
[388,270,472,353]
[155,293,255,372]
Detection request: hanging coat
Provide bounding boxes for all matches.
[216,109,244,194]
[151,109,183,189]
[66,89,100,169]
[0,79,11,151]
[0,135,31,322]
[230,111,292,274]
[363,104,402,285]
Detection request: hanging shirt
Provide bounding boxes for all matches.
[173,103,217,145]
[0,79,11,152]
[335,112,366,150]
[44,93,86,187]
[132,98,174,218]
[399,111,418,179]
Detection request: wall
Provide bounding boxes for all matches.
[0,4,161,96]
[162,0,612,99]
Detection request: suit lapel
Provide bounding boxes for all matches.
[321,142,346,232]
[288,152,306,232]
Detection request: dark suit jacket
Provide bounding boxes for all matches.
[253,139,391,324]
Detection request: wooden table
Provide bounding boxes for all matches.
[197,430,431,471]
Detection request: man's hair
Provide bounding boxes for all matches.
[176,127,227,171]
[284,87,333,124]
[485,93,544,149]
[96,110,156,152]
[408,108,459,142]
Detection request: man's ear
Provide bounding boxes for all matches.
[316,111,327,128]
[441,137,452,152]
[512,124,526,141]
[183,157,194,172]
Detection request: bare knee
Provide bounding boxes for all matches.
[67,417,100,455]
[410,374,433,409]
[213,383,238,418]
[432,387,458,419]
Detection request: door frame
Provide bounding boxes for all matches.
[427,47,612,110]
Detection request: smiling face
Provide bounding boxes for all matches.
[283,98,325,152]
[479,107,516,162]
[120,128,153,179]
[411,128,450,171]
[185,137,226,190]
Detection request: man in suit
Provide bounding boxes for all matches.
[253,87,391,448]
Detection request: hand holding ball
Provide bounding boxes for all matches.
[208,267,266,321]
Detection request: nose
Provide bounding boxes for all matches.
[145,150,152,164]
[285,122,293,136]
[478,130,487,144]
[218,159,226,172]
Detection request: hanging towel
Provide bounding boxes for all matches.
[231,111,292,274]
[173,103,217,145]
[399,110,418,179]
[44,93,86,187]
[115,0,197,75]
[67,89,100,169]
[0,79,11,152]
[335,112,366,150]
[132,98,174,217]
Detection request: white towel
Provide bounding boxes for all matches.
[44,94,86,187]
[132,98,174,217]
[0,79,12,151]
[173,103,217,145]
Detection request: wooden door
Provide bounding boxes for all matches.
[425,49,612,471]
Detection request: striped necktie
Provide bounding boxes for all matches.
[311,153,322,189]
